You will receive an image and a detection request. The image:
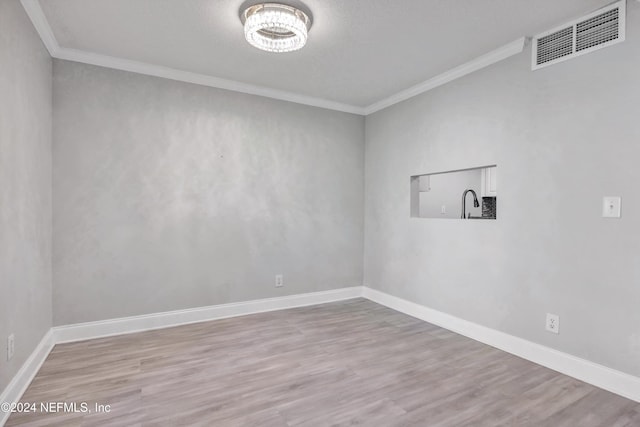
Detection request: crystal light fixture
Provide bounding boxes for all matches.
[241,3,312,53]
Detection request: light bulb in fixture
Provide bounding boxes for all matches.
[241,3,312,53]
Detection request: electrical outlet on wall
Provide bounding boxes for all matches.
[546,313,559,334]
[7,334,15,361]
[602,196,621,218]
[275,274,284,288]
[441,205,447,215]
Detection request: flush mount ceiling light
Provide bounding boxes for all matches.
[241,3,312,53]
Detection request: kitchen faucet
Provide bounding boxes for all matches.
[461,189,480,219]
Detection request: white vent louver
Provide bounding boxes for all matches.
[532,1,625,70]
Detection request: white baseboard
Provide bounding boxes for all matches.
[362,287,640,403]
[0,330,55,426]
[53,286,364,344]
[1,287,363,425]
[4,284,637,427]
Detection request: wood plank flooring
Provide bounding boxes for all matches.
[6,299,640,426]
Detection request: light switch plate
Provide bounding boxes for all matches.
[602,197,621,218]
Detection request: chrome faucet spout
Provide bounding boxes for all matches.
[461,189,480,219]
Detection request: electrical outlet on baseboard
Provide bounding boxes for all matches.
[546,313,559,334]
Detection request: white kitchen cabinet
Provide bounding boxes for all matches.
[481,166,497,197]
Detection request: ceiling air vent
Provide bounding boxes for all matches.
[532,0,625,70]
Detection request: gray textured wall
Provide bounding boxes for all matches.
[0,1,52,391]
[53,60,365,325]
[364,6,640,377]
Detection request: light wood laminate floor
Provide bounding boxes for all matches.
[7,299,640,426]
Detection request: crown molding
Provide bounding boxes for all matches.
[21,0,525,116]
[19,0,365,115]
[364,37,527,115]
[20,0,59,56]
[54,47,366,115]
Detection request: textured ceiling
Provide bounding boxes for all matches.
[39,0,607,107]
